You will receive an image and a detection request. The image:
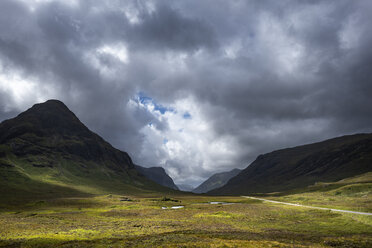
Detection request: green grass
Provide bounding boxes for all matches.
[0,152,179,207]
[0,193,371,247]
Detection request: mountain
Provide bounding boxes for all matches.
[210,133,372,195]
[0,100,176,204]
[193,169,241,193]
[177,184,194,192]
[135,165,178,190]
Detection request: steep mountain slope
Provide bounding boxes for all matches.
[0,100,176,204]
[135,165,179,190]
[193,168,241,193]
[210,133,372,195]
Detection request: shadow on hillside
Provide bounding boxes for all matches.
[0,167,92,211]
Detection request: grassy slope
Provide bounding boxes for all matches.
[0,152,179,207]
[260,172,372,212]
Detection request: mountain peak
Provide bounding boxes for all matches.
[35,99,69,110]
[41,99,67,105]
[24,99,77,120]
[0,99,95,146]
[0,99,134,170]
[13,99,91,137]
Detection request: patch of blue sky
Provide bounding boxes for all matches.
[183,112,192,119]
[137,92,175,114]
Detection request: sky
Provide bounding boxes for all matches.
[1,0,372,187]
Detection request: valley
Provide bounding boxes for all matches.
[0,172,371,247]
[0,100,371,247]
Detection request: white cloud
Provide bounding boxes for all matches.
[0,62,56,111]
[83,43,129,80]
[97,44,129,64]
[224,39,242,59]
[131,95,241,186]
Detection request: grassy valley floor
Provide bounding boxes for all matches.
[0,193,371,248]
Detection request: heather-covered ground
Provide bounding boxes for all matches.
[0,192,371,247]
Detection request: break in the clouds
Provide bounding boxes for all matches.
[1,0,372,187]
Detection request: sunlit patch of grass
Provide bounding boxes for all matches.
[195,211,244,218]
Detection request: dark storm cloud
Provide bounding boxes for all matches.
[128,4,217,51]
[0,0,372,186]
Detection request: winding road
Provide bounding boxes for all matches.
[242,196,372,216]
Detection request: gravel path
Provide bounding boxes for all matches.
[242,196,372,216]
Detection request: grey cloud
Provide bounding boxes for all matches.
[128,4,218,52]
[0,0,372,186]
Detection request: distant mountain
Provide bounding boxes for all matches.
[193,168,241,193]
[210,133,372,195]
[177,184,194,192]
[135,165,178,190]
[0,100,176,203]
